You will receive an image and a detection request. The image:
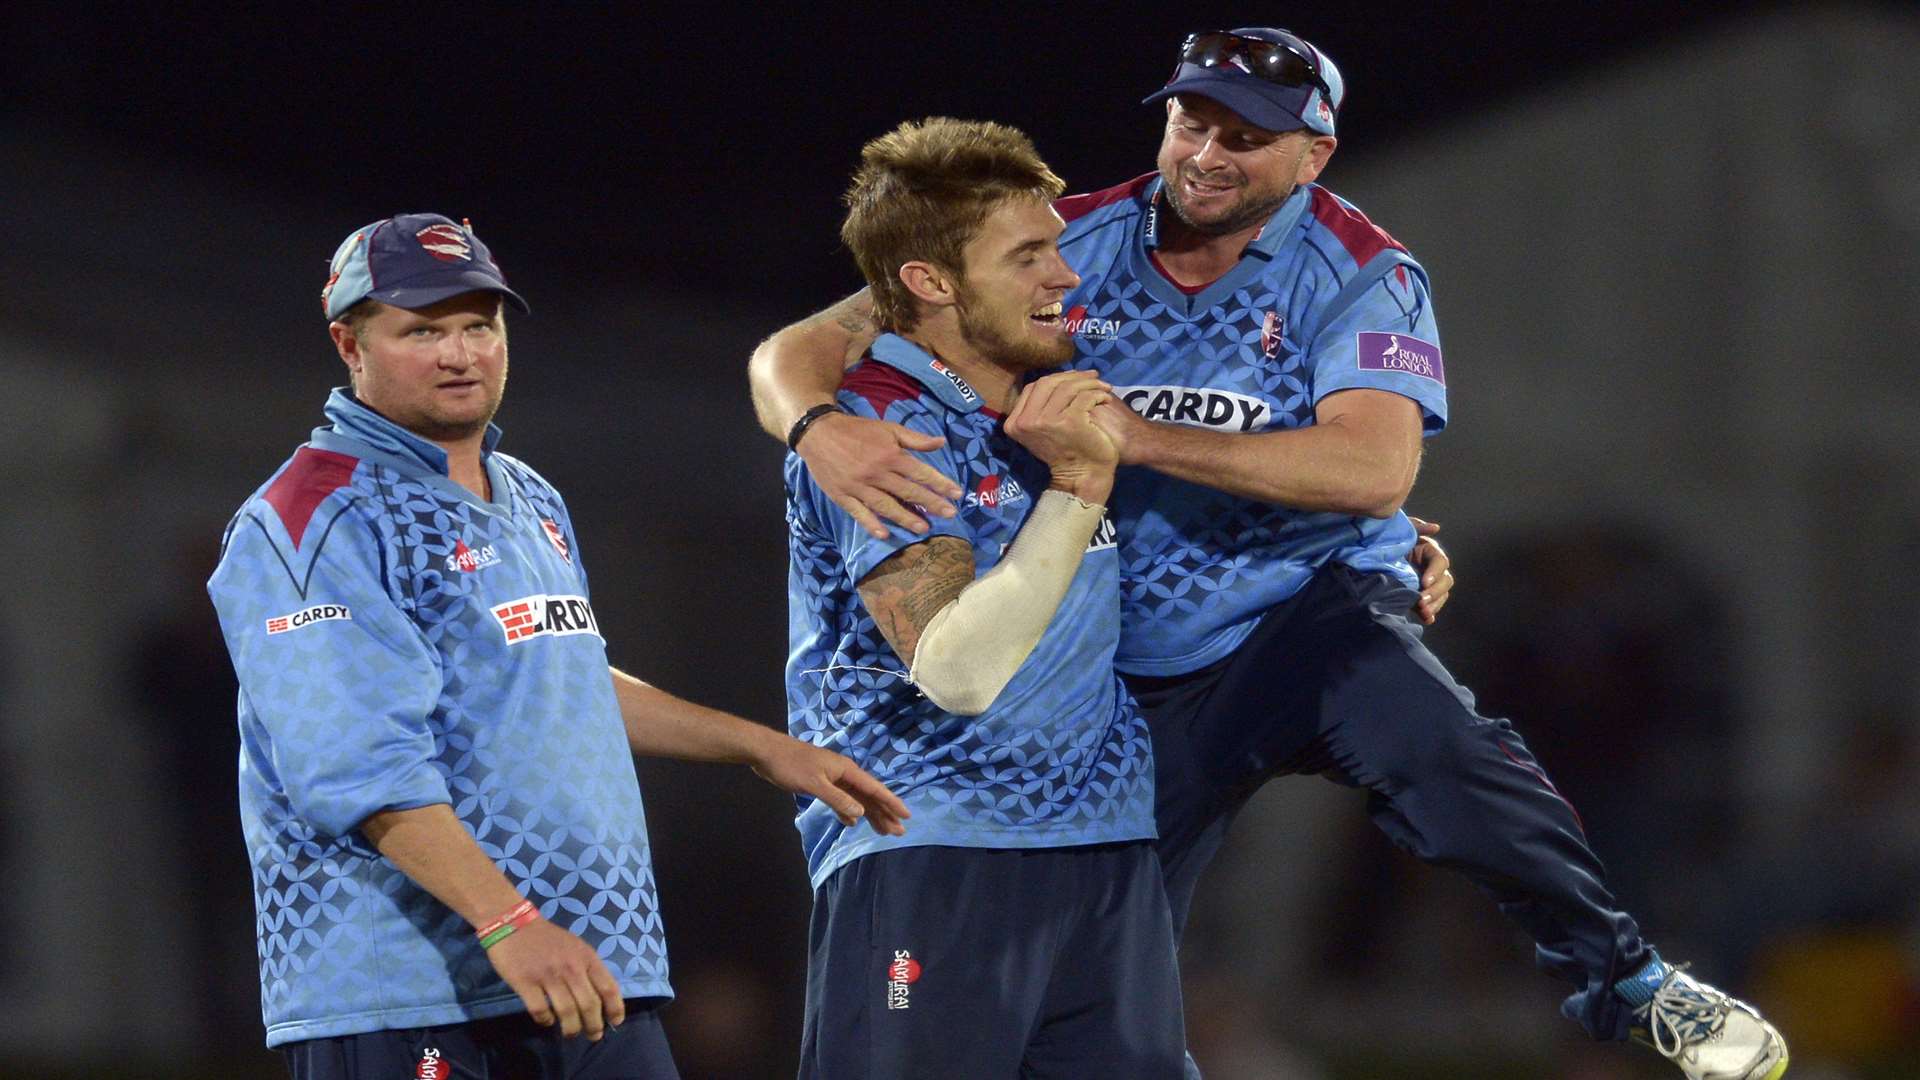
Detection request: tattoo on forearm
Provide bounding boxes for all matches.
[857,537,973,664]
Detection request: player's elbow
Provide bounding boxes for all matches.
[747,330,786,379]
[1347,446,1420,518]
[912,669,1002,717]
[909,651,1009,716]
[1351,480,1412,519]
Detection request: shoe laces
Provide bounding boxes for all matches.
[1638,964,1730,1060]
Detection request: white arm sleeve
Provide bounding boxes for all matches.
[908,489,1107,715]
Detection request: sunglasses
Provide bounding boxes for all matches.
[1178,30,1331,99]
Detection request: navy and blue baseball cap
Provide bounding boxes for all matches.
[321,213,529,320]
[1143,27,1345,136]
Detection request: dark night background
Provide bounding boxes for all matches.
[6,1,1767,311]
[5,3,1919,1079]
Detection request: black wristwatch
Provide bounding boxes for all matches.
[786,403,845,452]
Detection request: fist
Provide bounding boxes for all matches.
[1004,371,1117,467]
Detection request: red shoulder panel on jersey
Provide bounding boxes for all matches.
[842,361,924,420]
[1054,173,1156,223]
[263,447,359,550]
[1308,187,1406,267]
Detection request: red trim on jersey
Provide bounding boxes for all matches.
[1308,187,1406,267]
[1053,173,1156,223]
[264,447,359,550]
[842,362,924,420]
[1147,249,1216,295]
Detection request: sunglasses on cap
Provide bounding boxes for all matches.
[1178,30,1330,98]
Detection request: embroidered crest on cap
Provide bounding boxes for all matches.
[416,223,473,263]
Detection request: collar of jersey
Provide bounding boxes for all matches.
[318,387,504,476]
[866,334,988,414]
[1141,175,1312,260]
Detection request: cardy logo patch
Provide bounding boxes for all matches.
[1118,385,1271,432]
[446,539,502,573]
[885,950,921,1010]
[1356,331,1444,385]
[492,595,600,644]
[927,359,978,403]
[1063,304,1118,342]
[266,604,351,634]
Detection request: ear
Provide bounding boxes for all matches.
[897,260,959,309]
[1296,135,1338,185]
[328,321,363,378]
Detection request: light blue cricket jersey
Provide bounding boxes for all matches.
[783,335,1156,888]
[207,390,670,1047]
[1055,174,1450,677]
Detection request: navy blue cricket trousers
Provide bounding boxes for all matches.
[282,1000,676,1079]
[1124,564,1650,1042]
[800,843,1186,1079]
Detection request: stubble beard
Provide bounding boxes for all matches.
[389,373,505,444]
[1163,165,1296,239]
[956,290,1075,373]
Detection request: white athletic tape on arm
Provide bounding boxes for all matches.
[909,489,1106,715]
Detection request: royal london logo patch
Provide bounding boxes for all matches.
[1356,331,1444,385]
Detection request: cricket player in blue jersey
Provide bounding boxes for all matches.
[208,213,910,1080]
[784,118,1184,1078]
[749,27,1788,1080]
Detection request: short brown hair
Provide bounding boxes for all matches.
[841,118,1065,333]
[334,299,380,341]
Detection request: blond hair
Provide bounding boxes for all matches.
[841,118,1065,332]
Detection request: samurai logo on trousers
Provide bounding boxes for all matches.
[885,949,922,1010]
